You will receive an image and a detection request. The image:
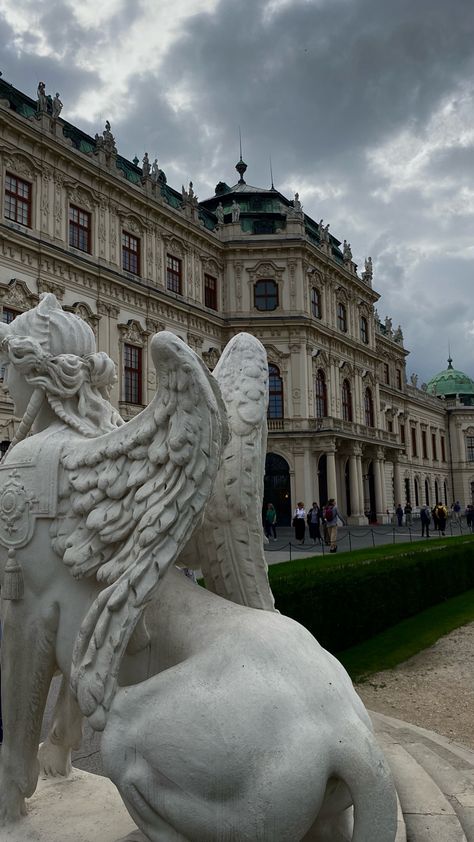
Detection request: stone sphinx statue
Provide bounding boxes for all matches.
[0,295,397,841]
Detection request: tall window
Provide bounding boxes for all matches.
[405,477,411,504]
[342,379,352,421]
[337,302,347,332]
[383,362,390,385]
[204,274,218,310]
[396,369,402,389]
[123,344,142,405]
[422,430,428,459]
[166,254,182,294]
[400,424,406,445]
[5,172,32,227]
[315,369,327,418]
[268,364,283,419]
[360,315,368,344]
[311,287,321,318]
[122,231,140,276]
[432,432,437,460]
[364,387,374,427]
[441,436,446,462]
[69,205,91,253]
[254,279,278,311]
[2,307,20,325]
[411,426,417,457]
[466,436,474,462]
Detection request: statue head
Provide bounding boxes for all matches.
[0,293,121,445]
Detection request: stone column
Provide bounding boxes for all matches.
[393,459,403,507]
[374,448,389,523]
[348,445,365,524]
[327,447,337,500]
[357,452,365,516]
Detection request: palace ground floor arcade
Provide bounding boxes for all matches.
[264,432,452,526]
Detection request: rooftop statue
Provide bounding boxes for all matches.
[343,239,352,262]
[52,92,63,119]
[319,218,330,243]
[142,152,150,178]
[0,295,397,841]
[231,198,240,222]
[362,256,373,283]
[151,158,159,182]
[216,201,225,224]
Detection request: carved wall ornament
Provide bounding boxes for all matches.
[65,184,97,211]
[117,318,149,347]
[3,150,42,180]
[37,279,65,300]
[0,278,37,311]
[66,302,101,335]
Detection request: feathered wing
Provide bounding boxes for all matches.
[52,332,229,730]
[179,333,276,611]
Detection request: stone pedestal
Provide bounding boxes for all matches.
[3,768,136,842]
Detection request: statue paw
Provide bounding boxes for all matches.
[0,775,27,824]
[38,740,72,777]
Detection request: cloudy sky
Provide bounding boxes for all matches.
[1,0,473,383]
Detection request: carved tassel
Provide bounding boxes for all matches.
[2,548,24,600]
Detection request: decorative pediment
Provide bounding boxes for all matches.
[37,278,65,299]
[2,150,41,180]
[163,235,185,257]
[66,301,101,335]
[464,426,474,436]
[65,183,98,210]
[201,256,222,275]
[118,319,149,347]
[0,278,37,311]
[311,349,330,369]
[358,300,372,317]
[335,285,350,303]
[264,344,290,368]
[338,360,354,376]
[246,260,285,282]
[202,347,221,371]
[119,213,143,235]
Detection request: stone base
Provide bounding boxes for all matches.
[2,768,137,842]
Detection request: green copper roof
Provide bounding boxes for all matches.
[427,358,474,397]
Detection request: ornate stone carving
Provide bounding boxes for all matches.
[37,278,65,299]
[0,278,37,311]
[117,318,149,347]
[202,346,221,370]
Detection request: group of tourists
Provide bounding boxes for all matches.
[292,499,345,553]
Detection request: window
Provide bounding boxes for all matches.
[5,172,32,227]
[422,430,428,459]
[166,254,182,294]
[123,344,142,405]
[441,436,446,462]
[311,287,321,319]
[337,302,347,332]
[432,432,437,460]
[254,279,278,311]
[414,478,419,507]
[396,369,402,389]
[315,369,327,418]
[383,362,390,385]
[411,426,417,457]
[2,307,20,324]
[364,387,374,427]
[0,440,10,461]
[122,231,140,276]
[360,315,368,344]
[69,205,91,253]
[400,424,406,445]
[204,274,218,310]
[466,436,474,462]
[342,379,352,421]
[387,420,393,433]
[405,477,411,504]
[425,480,430,506]
[268,364,283,419]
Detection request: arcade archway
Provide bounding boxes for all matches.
[264,453,291,526]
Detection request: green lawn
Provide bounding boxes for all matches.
[338,588,474,681]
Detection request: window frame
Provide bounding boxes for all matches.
[315,369,327,418]
[341,378,352,421]
[400,424,406,445]
[69,204,92,253]
[360,315,369,344]
[421,429,428,459]
[122,230,141,276]
[466,436,474,462]
[166,253,182,295]
[383,362,390,385]
[5,171,32,228]
[311,287,321,319]
[431,432,437,460]
[396,369,402,389]
[204,273,218,310]
[123,343,143,405]
[337,302,347,333]
[254,279,279,312]
[364,387,374,427]
[441,436,446,462]
[411,426,417,457]
[268,363,284,419]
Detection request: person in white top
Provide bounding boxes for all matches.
[293,502,306,544]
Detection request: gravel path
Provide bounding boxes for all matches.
[355,621,474,749]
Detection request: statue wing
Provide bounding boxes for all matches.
[179,333,275,611]
[53,332,228,729]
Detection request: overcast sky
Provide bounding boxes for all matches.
[1,0,473,383]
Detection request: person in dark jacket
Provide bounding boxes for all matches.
[420,505,431,537]
[395,504,403,527]
[307,502,322,544]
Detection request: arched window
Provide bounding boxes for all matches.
[337,302,347,332]
[315,369,327,418]
[254,279,278,311]
[311,287,321,319]
[425,479,430,506]
[364,387,374,427]
[434,480,439,502]
[414,478,419,507]
[360,315,368,344]
[342,379,352,421]
[268,364,284,419]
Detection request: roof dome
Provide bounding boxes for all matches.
[427,357,474,398]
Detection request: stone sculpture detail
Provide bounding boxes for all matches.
[0,295,398,841]
[231,198,240,222]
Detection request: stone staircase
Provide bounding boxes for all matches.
[373,711,474,842]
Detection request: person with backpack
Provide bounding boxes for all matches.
[435,502,448,535]
[420,504,431,538]
[323,498,345,553]
[306,502,322,544]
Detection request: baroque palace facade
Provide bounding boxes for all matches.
[1,77,474,525]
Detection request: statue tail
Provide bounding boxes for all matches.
[332,724,398,842]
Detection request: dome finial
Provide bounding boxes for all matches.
[236,127,247,184]
[447,355,453,370]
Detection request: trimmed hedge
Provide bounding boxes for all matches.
[268,538,474,653]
